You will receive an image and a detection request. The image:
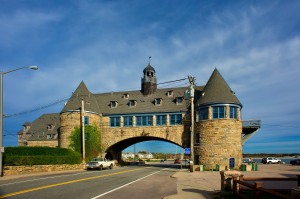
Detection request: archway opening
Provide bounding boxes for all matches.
[105,136,185,163]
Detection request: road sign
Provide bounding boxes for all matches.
[184,148,190,155]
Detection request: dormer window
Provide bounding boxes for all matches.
[110,101,118,108]
[47,134,55,139]
[155,98,162,106]
[129,100,136,107]
[123,93,129,99]
[167,90,173,97]
[47,124,54,131]
[176,97,183,105]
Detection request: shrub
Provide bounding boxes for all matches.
[3,146,82,166]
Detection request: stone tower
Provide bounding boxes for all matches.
[60,81,101,148]
[141,63,157,96]
[195,68,243,169]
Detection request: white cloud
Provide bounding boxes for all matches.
[2,1,300,151]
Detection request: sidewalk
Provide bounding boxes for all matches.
[164,169,220,199]
[164,164,300,199]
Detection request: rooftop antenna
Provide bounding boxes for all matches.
[148,56,151,64]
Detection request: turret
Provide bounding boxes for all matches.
[195,68,243,169]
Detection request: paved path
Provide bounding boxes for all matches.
[164,164,300,199]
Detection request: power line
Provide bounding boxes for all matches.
[156,77,187,85]
[4,96,70,118]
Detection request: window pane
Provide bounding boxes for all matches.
[156,115,166,126]
[84,116,89,125]
[230,107,237,119]
[170,114,182,125]
[199,107,208,120]
[136,116,141,126]
[147,116,153,126]
[170,115,175,125]
[110,117,120,127]
[219,107,225,118]
[176,115,182,124]
[124,116,133,126]
[213,106,225,119]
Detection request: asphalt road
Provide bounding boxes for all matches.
[0,165,178,199]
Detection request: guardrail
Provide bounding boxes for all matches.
[232,175,300,199]
[242,120,261,128]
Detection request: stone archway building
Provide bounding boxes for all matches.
[18,63,260,169]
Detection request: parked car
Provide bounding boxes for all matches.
[290,159,300,165]
[174,159,181,164]
[261,157,282,164]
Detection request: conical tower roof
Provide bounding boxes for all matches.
[143,63,156,73]
[196,68,242,107]
[61,81,101,113]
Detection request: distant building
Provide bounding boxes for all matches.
[18,113,60,147]
[121,152,153,159]
[18,63,260,168]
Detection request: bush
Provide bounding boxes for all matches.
[3,146,82,166]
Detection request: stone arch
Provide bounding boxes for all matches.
[104,136,183,163]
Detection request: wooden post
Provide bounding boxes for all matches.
[220,172,225,193]
[254,182,263,199]
[233,176,238,195]
[239,175,244,193]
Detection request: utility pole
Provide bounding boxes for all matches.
[134,144,136,162]
[81,99,86,162]
[188,75,195,172]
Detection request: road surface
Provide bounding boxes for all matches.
[0,165,178,199]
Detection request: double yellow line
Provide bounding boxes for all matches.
[0,167,145,198]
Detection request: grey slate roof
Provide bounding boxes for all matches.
[61,81,101,114]
[18,113,60,141]
[95,86,203,115]
[61,83,204,115]
[196,68,242,107]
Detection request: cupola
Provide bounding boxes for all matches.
[141,63,157,96]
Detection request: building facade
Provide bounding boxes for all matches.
[18,64,251,168]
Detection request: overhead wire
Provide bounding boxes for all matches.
[4,96,70,118]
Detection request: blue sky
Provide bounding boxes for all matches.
[1,0,299,154]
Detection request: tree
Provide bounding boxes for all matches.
[69,124,102,162]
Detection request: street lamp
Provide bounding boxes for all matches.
[0,65,39,176]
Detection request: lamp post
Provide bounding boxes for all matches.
[0,66,38,176]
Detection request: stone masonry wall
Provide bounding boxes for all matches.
[27,140,58,147]
[60,112,191,156]
[195,119,242,169]
[101,113,190,152]
[3,164,84,176]
[60,112,101,148]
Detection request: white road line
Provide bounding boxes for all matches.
[90,168,166,199]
